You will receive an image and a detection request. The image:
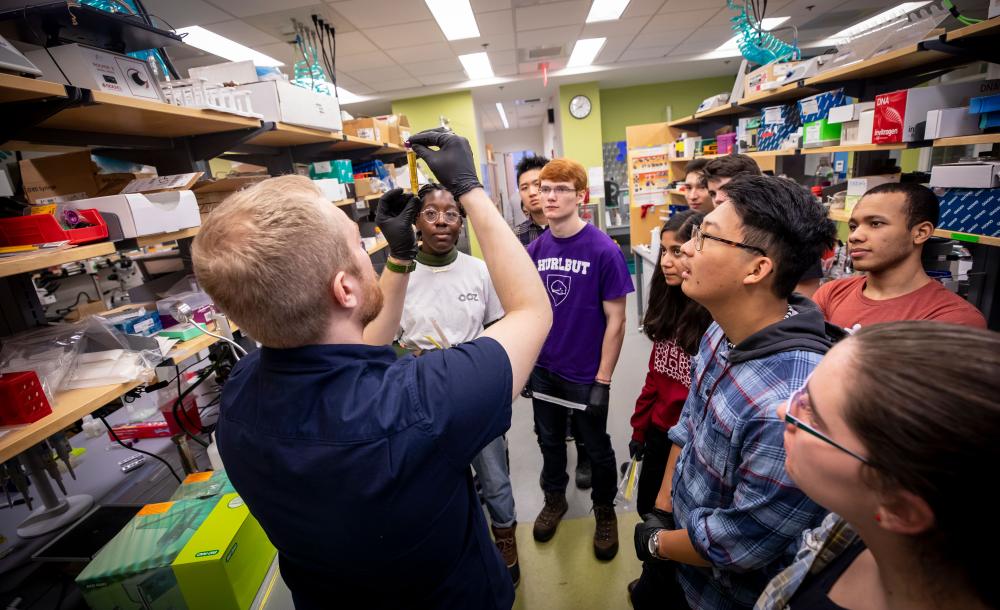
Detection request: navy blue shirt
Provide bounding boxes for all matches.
[217,338,514,610]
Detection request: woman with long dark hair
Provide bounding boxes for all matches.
[757,321,1000,610]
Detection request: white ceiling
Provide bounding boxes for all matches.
[148,0,992,131]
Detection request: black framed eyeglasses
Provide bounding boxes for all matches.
[785,376,870,464]
[691,225,767,257]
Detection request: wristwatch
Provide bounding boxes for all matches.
[649,529,666,560]
[385,259,417,274]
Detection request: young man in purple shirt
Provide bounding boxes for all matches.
[527,158,634,560]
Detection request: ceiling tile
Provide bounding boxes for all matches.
[515,0,589,31]
[253,42,298,66]
[581,15,652,38]
[386,42,456,63]
[417,71,469,86]
[595,35,631,63]
[478,9,514,35]
[202,20,282,45]
[449,33,517,55]
[351,64,413,84]
[495,64,519,76]
[205,0,318,18]
[331,31,379,55]
[671,26,734,52]
[516,25,581,49]
[656,0,726,12]
[488,49,518,67]
[365,76,422,92]
[337,50,397,71]
[364,21,447,49]
[472,0,512,10]
[144,0,232,28]
[328,0,433,29]
[334,73,373,93]
[400,57,464,76]
[641,9,719,33]
[620,0,667,19]
[629,32,679,49]
[241,5,356,41]
[618,43,677,61]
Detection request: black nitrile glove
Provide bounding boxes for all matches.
[629,439,645,461]
[375,188,420,261]
[408,128,483,198]
[633,509,675,562]
[586,382,610,419]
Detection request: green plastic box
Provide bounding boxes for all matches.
[172,494,276,610]
[802,118,843,148]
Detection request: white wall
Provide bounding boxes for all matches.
[484,126,545,155]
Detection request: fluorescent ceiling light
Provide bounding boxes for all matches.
[828,2,931,40]
[714,16,790,53]
[458,52,494,80]
[495,102,509,129]
[586,0,631,23]
[425,0,481,41]
[567,37,607,68]
[176,26,283,67]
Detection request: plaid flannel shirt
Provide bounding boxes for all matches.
[668,322,829,610]
[515,219,546,246]
[754,513,858,609]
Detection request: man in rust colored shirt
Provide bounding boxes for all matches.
[813,182,986,331]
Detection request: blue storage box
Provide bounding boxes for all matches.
[979,111,1000,129]
[937,188,999,238]
[969,93,1000,114]
[102,305,163,337]
[797,89,848,124]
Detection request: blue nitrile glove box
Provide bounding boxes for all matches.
[937,188,999,238]
[101,304,163,337]
[797,89,848,124]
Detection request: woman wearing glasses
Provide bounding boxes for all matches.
[395,182,521,587]
[757,321,999,610]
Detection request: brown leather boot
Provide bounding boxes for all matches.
[532,491,568,542]
[492,524,520,587]
[593,504,619,560]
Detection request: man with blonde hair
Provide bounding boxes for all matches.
[192,128,551,610]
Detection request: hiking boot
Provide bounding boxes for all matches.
[492,524,520,588]
[532,491,568,542]
[593,504,619,560]
[575,456,592,490]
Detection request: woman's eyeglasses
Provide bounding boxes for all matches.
[785,377,870,464]
[420,209,462,224]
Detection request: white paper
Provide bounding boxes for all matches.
[122,173,201,194]
[800,98,820,118]
[805,123,821,143]
[313,161,332,174]
[764,106,784,125]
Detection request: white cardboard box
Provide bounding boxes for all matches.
[828,102,875,124]
[930,162,1000,189]
[924,107,981,139]
[873,79,1000,143]
[236,80,342,131]
[70,191,200,238]
[845,175,900,212]
[313,179,347,202]
[189,61,258,85]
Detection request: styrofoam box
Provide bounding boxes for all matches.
[189,61,258,86]
[924,107,981,139]
[69,191,200,238]
[313,178,347,202]
[930,163,1000,189]
[828,102,875,124]
[236,80,342,132]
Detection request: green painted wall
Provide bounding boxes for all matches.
[559,82,604,172]
[391,90,483,257]
[599,76,735,142]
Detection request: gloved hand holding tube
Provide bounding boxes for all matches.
[407,128,484,199]
[375,188,421,262]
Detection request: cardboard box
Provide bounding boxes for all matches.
[845,174,900,212]
[744,61,807,95]
[758,104,801,151]
[969,92,1000,114]
[924,107,981,139]
[170,471,236,502]
[803,119,842,148]
[929,162,1000,189]
[189,61,258,86]
[937,188,999,237]
[76,499,218,609]
[191,176,267,221]
[101,303,163,337]
[828,102,875,124]
[375,114,411,145]
[172,494,276,610]
[19,151,100,204]
[68,191,200,239]
[873,79,1000,143]
[235,80,341,131]
[313,178,348,202]
[343,117,389,144]
[798,89,847,124]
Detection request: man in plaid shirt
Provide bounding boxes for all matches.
[631,176,844,610]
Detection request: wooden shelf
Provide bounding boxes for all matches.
[0,74,67,103]
[334,198,356,207]
[0,326,238,463]
[695,103,751,120]
[40,92,261,138]
[668,189,686,197]
[133,227,200,248]
[747,149,798,157]
[0,242,116,279]
[829,209,1000,247]
[248,123,343,147]
[801,143,908,154]
[667,114,700,128]
[944,16,1000,42]
[668,157,694,163]
[806,44,952,88]
[738,81,817,106]
[933,133,1000,148]
[374,143,407,155]
[367,241,388,255]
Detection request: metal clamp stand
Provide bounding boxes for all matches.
[15,444,93,539]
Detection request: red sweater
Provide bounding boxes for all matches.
[629,339,692,443]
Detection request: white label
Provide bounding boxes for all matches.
[764,107,784,125]
[805,123,821,142]
[835,160,845,172]
[133,318,155,333]
[800,98,820,117]
[400,129,411,141]
[313,161,332,174]
[36,192,88,204]
[357,127,375,141]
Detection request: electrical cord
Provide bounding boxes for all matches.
[99,416,182,483]
[191,320,247,358]
[170,360,221,449]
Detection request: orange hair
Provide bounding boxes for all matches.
[539,158,587,191]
